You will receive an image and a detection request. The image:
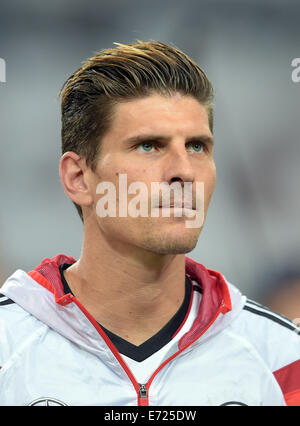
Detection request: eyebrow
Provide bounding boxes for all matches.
[123,134,214,146]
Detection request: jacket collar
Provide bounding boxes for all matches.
[27,254,232,312]
[2,253,244,355]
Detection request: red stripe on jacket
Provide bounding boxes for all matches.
[273,359,300,406]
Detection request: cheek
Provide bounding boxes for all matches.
[208,165,217,193]
[99,152,148,180]
[200,163,216,203]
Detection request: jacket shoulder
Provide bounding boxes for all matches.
[234,298,300,368]
[0,292,44,368]
[0,292,27,319]
[230,297,300,405]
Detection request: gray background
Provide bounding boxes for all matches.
[0,0,299,302]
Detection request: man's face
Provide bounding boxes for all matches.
[87,93,216,255]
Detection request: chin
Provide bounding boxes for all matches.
[140,227,201,255]
[151,244,197,255]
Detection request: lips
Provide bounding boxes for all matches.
[158,202,195,210]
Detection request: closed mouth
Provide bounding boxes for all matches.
[158,204,196,210]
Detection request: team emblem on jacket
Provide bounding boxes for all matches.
[220,401,248,406]
[27,397,69,406]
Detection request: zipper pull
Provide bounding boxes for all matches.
[138,384,148,406]
[139,384,148,398]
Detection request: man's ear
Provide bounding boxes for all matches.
[59,152,94,207]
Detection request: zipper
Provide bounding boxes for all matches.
[138,384,148,406]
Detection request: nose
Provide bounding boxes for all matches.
[161,142,196,185]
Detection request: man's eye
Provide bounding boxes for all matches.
[187,142,204,153]
[137,142,154,152]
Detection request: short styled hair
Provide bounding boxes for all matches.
[59,40,214,222]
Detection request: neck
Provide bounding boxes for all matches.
[64,222,187,345]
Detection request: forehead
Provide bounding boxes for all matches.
[107,93,212,141]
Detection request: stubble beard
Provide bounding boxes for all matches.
[136,222,202,255]
[97,214,203,257]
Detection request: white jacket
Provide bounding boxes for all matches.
[0,254,299,406]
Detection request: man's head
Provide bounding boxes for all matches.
[59,40,216,255]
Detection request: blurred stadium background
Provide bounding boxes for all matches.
[0,0,299,317]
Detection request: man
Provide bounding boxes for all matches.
[0,41,299,406]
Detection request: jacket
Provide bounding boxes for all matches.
[0,254,299,406]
